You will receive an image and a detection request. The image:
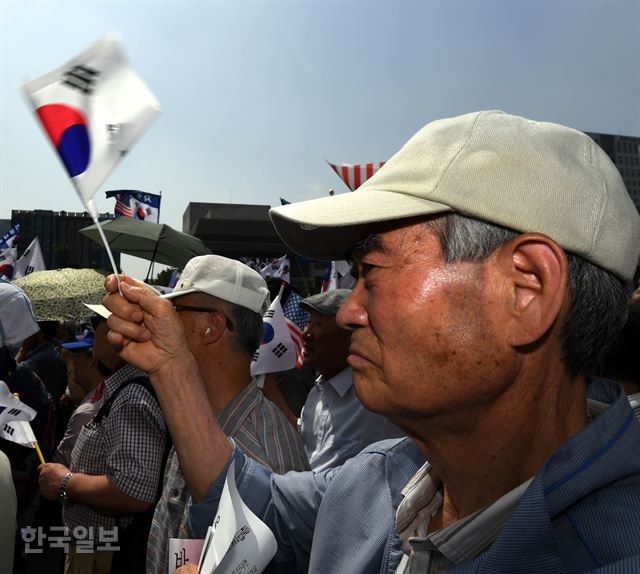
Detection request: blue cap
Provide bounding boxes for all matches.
[61,333,94,350]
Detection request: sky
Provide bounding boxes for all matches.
[1,0,639,279]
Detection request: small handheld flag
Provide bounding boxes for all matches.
[0,381,37,427]
[250,293,298,376]
[22,34,162,284]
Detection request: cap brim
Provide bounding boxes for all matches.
[160,288,199,301]
[269,189,451,260]
[61,340,93,349]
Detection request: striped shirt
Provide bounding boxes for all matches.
[63,365,167,537]
[395,463,532,574]
[146,379,308,574]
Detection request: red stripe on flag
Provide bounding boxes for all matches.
[341,166,352,190]
[353,164,361,189]
[366,163,374,179]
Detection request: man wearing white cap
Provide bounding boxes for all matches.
[105,111,640,573]
[144,255,308,574]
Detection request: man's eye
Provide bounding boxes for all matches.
[359,262,377,275]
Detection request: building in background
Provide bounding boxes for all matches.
[183,202,326,293]
[586,132,640,209]
[10,210,119,271]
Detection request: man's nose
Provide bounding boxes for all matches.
[337,281,368,331]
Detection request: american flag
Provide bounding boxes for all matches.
[328,161,386,191]
[282,288,310,368]
[113,192,133,217]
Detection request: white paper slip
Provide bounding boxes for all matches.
[197,459,277,574]
[168,539,205,574]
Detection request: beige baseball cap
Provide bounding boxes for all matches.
[162,255,270,314]
[270,110,640,282]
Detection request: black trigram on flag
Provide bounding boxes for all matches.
[271,343,288,358]
[25,266,35,276]
[8,408,21,416]
[264,310,276,320]
[3,424,14,436]
[252,351,260,362]
[63,65,101,94]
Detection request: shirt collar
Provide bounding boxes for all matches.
[396,463,533,565]
[217,377,261,436]
[319,367,353,397]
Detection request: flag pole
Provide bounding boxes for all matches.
[33,440,46,465]
[87,199,122,292]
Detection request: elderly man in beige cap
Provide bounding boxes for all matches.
[104,111,640,574]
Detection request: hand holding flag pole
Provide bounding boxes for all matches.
[22,34,162,289]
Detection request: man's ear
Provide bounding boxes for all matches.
[496,233,569,347]
[201,313,227,345]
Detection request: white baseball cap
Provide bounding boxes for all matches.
[162,255,270,314]
[0,280,39,347]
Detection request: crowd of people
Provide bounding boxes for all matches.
[2,110,640,574]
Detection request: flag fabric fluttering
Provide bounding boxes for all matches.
[14,237,46,278]
[23,34,161,209]
[328,161,386,191]
[0,223,20,251]
[23,34,161,284]
[259,256,290,283]
[250,295,299,376]
[0,381,37,428]
[1,418,38,448]
[0,248,17,280]
[105,190,161,223]
[281,288,310,369]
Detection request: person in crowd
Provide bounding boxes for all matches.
[0,279,56,572]
[16,320,68,402]
[105,111,640,574]
[0,449,17,574]
[145,255,308,574]
[38,304,168,574]
[298,289,404,469]
[53,308,111,467]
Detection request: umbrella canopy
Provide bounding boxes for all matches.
[13,268,107,322]
[79,218,212,269]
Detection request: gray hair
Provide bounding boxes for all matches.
[227,303,263,357]
[183,292,263,357]
[425,213,631,378]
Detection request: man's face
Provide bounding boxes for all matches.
[301,310,351,378]
[337,220,514,423]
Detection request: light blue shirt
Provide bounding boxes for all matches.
[189,437,426,573]
[299,367,406,470]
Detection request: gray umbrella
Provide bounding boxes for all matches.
[80,218,212,269]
